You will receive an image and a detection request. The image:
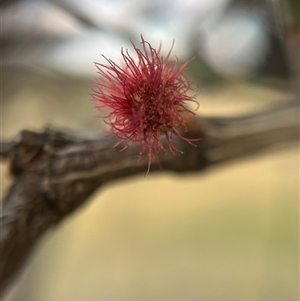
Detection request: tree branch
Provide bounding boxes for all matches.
[0,98,299,294]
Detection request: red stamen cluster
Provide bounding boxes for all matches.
[92,36,199,173]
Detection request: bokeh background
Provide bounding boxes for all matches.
[1,0,299,300]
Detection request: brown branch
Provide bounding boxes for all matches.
[0,98,299,294]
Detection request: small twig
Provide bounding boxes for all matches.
[0,98,298,294]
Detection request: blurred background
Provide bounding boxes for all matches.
[1,0,299,300]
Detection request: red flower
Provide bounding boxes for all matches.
[92,36,199,174]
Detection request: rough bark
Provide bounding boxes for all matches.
[0,98,298,293]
